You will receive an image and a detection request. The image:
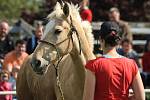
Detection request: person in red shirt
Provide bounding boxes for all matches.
[83,21,145,100]
[80,0,92,22]
[0,70,12,100]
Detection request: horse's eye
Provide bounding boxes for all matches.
[55,29,62,34]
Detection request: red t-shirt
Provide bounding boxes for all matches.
[142,52,150,72]
[85,57,138,100]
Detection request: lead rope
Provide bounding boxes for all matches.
[53,55,65,100]
[56,75,65,100]
[54,29,76,100]
[54,27,76,100]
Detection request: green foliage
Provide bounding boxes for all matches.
[0,0,42,22]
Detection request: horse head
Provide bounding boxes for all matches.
[30,2,84,75]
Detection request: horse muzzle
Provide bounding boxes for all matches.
[30,57,50,75]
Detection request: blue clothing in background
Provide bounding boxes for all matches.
[26,35,39,54]
[117,48,141,68]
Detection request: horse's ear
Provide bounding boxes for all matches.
[63,3,70,17]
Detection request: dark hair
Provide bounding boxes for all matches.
[99,21,121,46]
[144,39,150,52]
[121,38,132,46]
[15,39,26,46]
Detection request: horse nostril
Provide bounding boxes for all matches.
[35,59,41,67]
[31,58,42,70]
[31,57,50,75]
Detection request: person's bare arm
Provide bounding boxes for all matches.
[129,71,145,100]
[83,69,96,100]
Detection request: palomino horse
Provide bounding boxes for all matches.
[17,2,95,100]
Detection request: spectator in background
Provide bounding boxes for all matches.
[9,67,19,100]
[142,39,150,73]
[80,0,93,22]
[9,67,19,91]
[142,39,150,87]
[0,70,12,100]
[108,7,133,41]
[3,40,28,72]
[117,39,141,68]
[0,20,14,68]
[26,24,44,54]
[143,0,150,21]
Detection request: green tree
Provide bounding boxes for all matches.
[0,0,42,23]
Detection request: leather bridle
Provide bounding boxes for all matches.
[39,26,75,61]
[38,17,81,100]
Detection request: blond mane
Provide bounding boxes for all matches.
[82,21,94,51]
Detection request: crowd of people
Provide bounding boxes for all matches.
[20,0,150,25]
[90,0,150,22]
[0,20,44,100]
[0,0,149,100]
